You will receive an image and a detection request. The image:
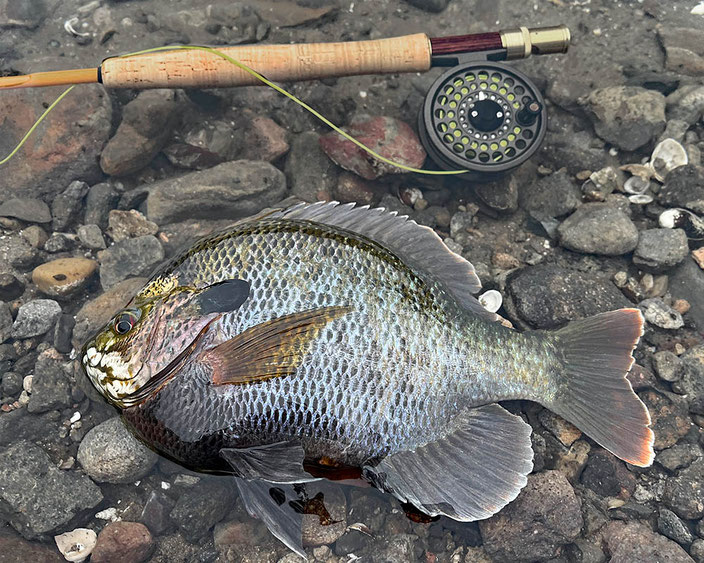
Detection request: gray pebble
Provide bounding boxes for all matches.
[634,228,689,272]
[663,458,704,519]
[658,508,694,546]
[99,235,165,290]
[84,182,119,229]
[403,0,449,12]
[11,299,62,339]
[0,302,12,344]
[77,224,106,250]
[0,440,102,539]
[19,225,47,249]
[286,131,338,202]
[77,417,158,483]
[0,273,24,301]
[51,180,89,231]
[657,443,703,472]
[653,350,683,382]
[26,350,72,413]
[0,197,51,224]
[43,233,76,253]
[673,346,704,415]
[169,478,236,541]
[0,235,39,270]
[640,298,685,330]
[691,539,704,563]
[557,203,639,255]
[519,169,581,220]
[1,371,22,396]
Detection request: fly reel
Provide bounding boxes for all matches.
[419,61,546,181]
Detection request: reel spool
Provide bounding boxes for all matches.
[419,61,547,181]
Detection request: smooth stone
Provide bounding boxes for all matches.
[639,298,684,330]
[602,521,693,563]
[84,183,119,230]
[633,228,689,272]
[51,180,89,232]
[0,197,51,223]
[77,224,106,250]
[77,417,158,484]
[91,521,155,563]
[557,203,639,255]
[32,258,98,299]
[286,131,339,202]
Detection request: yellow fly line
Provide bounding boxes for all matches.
[1,45,468,175]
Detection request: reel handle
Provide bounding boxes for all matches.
[100,34,433,89]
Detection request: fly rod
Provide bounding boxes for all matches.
[0,26,568,91]
[0,25,569,179]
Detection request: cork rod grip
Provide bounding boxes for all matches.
[100,34,432,89]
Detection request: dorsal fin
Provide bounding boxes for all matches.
[270,202,498,322]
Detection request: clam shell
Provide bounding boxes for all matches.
[54,528,97,563]
[623,176,650,195]
[478,289,502,313]
[628,194,653,205]
[650,138,688,182]
[659,208,686,229]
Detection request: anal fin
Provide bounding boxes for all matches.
[363,404,533,521]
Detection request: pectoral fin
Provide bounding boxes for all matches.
[235,479,307,559]
[205,306,351,385]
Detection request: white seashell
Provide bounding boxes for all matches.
[478,289,502,313]
[628,194,653,205]
[623,176,650,195]
[22,375,33,393]
[650,138,688,182]
[54,528,97,563]
[692,1,704,15]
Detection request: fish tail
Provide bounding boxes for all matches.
[549,308,654,467]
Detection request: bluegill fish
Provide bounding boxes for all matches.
[81,202,653,555]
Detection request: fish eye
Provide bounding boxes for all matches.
[114,310,140,335]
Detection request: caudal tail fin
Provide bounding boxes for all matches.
[549,308,654,467]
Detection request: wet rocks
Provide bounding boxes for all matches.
[658,26,704,76]
[84,183,120,229]
[670,258,704,329]
[507,264,630,329]
[653,350,683,382]
[581,86,666,151]
[26,349,72,414]
[658,508,694,547]
[11,299,61,339]
[659,165,704,210]
[169,478,236,542]
[72,277,147,347]
[0,303,11,344]
[640,390,690,450]
[557,203,639,255]
[333,172,380,205]
[98,235,164,290]
[0,440,102,539]
[0,87,110,201]
[100,90,181,177]
[403,0,449,12]
[51,181,89,232]
[0,0,46,29]
[479,471,582,562]
[675,346,704,415]
[640,298,684,330]
[238,116,289,162]
[77,417,158,484]
[91,522,155,563]
[602,521,693,563]
[77,225,106,250]
[0,273,24,301]
[106,210,158,242]
[0,533,64,562]
[286,131,339,202]
[633,228,689,272]
[302,482,347,547]
[580,450,636,498]
[143,161,287,224]
[32,258,97,299]
[519,169,581,220]
[657,443,702,473]
[0,234,40,270]
[319,115,426,180]
[0,197,51,224]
